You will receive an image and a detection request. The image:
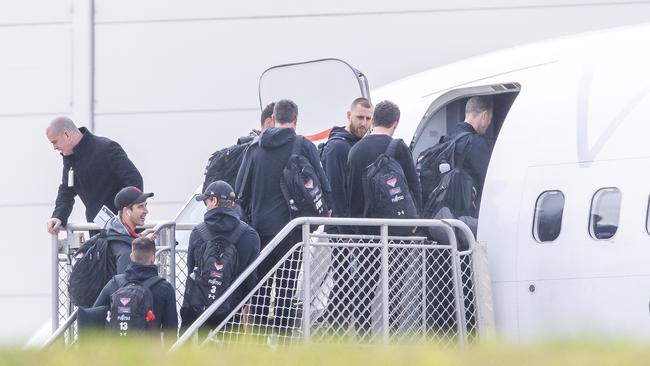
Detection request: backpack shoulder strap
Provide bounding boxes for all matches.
[227,222,248,245]
[386,138,402,158]
[453,131,474,168]
[114,274,128,288]
[195,222,213,242]
[141,275,164,290]
[291,135,304,156]
[453,131,472,142]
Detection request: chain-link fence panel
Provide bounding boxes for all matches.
[202,232,479,348]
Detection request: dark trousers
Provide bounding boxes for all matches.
[252,230,302,331]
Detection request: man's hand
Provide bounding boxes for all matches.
[47,218,62,235]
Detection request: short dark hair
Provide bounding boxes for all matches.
[131,237,156,264]
[261,102,275,126]
[350,97,372,110]
[372,100,400,128]
[465,96,493,116]
[273,99,298,124]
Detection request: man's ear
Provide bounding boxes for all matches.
[346,111,352,121]
[129,252,135,262]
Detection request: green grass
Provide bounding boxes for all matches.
[2,338,650,366]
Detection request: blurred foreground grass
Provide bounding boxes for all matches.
[2,338,650,366]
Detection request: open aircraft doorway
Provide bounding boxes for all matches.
[258,58,370,140]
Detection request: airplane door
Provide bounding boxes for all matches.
[258,58,370,139]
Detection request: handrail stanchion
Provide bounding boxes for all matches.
[380,224,389,343]
[302,222,311,343]
[51,233,59,333]
[168,224,177,286]
[447,222,468,346]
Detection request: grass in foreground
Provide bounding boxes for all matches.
[2,338,650,366]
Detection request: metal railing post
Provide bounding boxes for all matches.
[51,233,59,333]
[302,222,311,343]
[448,225,468,346]
[168,224,177,286]
[380,224,389,343]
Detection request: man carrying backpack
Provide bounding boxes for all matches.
[93,236,177,339]
[180,180,260,329]
[347,100,422,226]
[345,100,422,336]
[107,186,154,274]
[68,186,154,307]
[236,99,333,329]
[321,97,373,218]
[203,102,276,194]
[452,96,493,199]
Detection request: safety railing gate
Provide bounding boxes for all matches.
[44,217,492,349]
[172,217,491,350]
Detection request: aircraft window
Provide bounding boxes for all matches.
[589,188,622,240]
[533,190,564,242]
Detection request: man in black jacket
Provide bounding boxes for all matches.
[105,186,154,274]
[321,97,373,218]
[180,180,261,328]
[93,236,178,339]
[236,99,333,328]
[320,97,372,330]
[347,100,422,221]
[46,117,143,234]
[452,96,494,199]
[345,100,422,336]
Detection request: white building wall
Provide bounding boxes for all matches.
[2,0,650,343]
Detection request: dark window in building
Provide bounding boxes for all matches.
[589,188,622,240]
[533,190,565,242]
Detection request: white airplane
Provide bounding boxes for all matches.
[36,24,648,346]
[222,23,650,342]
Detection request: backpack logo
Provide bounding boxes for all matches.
[214,262,223,270]
[304,178,314,189]
[386,177,397,187]
[389,187,402,195]
[120,297,131,306]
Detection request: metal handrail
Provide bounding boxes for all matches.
[42,309,78,349]
[47,221,198,345]
[170,216,475,351]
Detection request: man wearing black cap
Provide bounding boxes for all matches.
[103,186,154,274]
[180,180,260,329]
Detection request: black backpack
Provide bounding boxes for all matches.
[107,274,164,336]
[416,132,472,200]
[203,132,258,192]
[362,139,419,228]
[185,222,247,323]
[280,136,329,218]
[69,232,117,308]
[318,135,347,171]
[423,167,478,219]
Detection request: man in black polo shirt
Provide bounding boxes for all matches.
[452,96,493,198]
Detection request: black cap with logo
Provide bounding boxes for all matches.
[114,186,154,211]
[195,180,235,202]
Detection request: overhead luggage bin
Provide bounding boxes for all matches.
[258,58,370,140]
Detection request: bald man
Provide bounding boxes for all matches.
[46,117,143,234]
